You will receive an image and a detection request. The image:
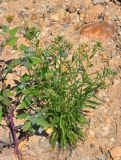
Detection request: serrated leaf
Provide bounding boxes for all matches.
[23,121,31,132]
[34,116,49,128]
[9,27,18,37]
[19,101,27,109]
[5,90,14,97]
[16,113,30,119]
[29,57,41,65]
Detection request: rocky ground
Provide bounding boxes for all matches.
[0,0,121,160]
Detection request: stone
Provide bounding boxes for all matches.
[63,15,71,23]
[66,6,77,13]
[109,146,121,160]
[98,14,105,21]
[113,0,121,6]
[71,14,80,23]
[92,0,106,5]
[31,14,37,20]
[101,53,109,62]
[80,21,115,40]
[79,12,86,21]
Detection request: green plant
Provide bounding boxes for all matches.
[0,25,117,155]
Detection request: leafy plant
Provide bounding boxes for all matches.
[0,24,117,157]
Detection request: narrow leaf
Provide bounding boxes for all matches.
[9,27,18,37]
[7,37,18,46]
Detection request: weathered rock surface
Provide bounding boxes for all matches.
[109,146,121,160]
[80,21,115,40]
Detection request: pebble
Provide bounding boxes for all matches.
[66,6,77,13]
[18,10,29,18]
[91,0,106,5]
[98,14,105,21]
[63,14,71,24]
[71,14,80,23]
[79,12,85,21]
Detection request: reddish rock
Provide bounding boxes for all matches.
[31,14,37,20]
[80,21,115,40]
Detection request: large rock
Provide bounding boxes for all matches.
[80,21,115,40]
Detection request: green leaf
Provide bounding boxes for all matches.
[50,132,58,146]
[87,100,101,105]
[3,58,21,74]
[0,105,2,122]
[7,37,19,47]
[23,121,31,132]
[29,57,41,65]
[9,27,18,37]
[1,25,9,32]
[16,113,30,119]
[34,116,49,128]
[2,96,10,106]
[19,44,30,53]
[67,131,77,145]
[5,90,14,97]
[21,74,31,82]
[19,101,27,109]
[77,115,87,125]
[77,128,85,139]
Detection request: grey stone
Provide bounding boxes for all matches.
[113,0,121,5]
[92,0,105,5]
[66,6,77,13]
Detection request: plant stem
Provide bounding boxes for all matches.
[8,107,21,160]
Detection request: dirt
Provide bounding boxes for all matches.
[0,0,121,160]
